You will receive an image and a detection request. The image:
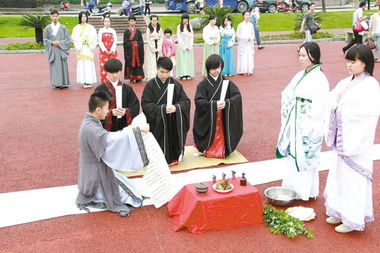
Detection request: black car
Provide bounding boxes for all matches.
[252,0,278,13]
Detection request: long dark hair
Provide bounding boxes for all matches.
[221,16,232,28]
[180,13,191,33]
[78,11,88,24]
[148,15,160,33]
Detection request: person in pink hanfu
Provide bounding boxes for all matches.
[236,10,255,76]
[162,28,176,76]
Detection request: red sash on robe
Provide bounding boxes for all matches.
[104,79,132,131]
[204,109,225,158]
[129,28,141,68]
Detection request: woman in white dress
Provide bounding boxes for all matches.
[72,11,97,88]
[276,42,330,201]
[145,15,163,81]
[324,45,380,233]
[202,15,220,76]
[236,10,255,75]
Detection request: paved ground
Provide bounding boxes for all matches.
[0,41,379,251]
[1,40,379,192]
[0,28,350,45]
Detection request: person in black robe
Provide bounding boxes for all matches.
[193,54,243,158]
[141,56,191,165]
[123,14,144,82]
[95,58,140,132]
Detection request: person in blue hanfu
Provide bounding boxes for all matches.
[276,42,330,201]
[219,16,235,76]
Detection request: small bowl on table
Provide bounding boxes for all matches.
[264,187,297,207]
[196,183,209,195]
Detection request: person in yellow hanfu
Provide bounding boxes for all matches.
[72,11,97,88]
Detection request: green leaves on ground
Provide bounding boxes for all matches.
[6,42,44,50]
[263,205,314,239]
[261,31,334,41]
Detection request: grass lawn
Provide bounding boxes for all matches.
[1,10,379,38]
[0,16,78,38]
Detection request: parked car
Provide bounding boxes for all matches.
[253,0,277,13]
[253,0,310,13]
[165,0,255,13]
[277,0,311,12]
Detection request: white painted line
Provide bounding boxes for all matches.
[0,145,379,228]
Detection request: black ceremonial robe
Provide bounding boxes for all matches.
[141,76,191,164]
[123,27,145,81]
[193,74,243,157]
[95,81,140,131]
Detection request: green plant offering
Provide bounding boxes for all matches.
[263,205,314,239]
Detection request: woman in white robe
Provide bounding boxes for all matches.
[145,15,163,81]
[202,15,220,76]
[324,45,380,233]
[236,11,255,75]
[72,11,97,88]
[276,42,330,201]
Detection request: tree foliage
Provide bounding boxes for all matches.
[200,5,234,29]
[20,14,51,43]
[20,14,51,29]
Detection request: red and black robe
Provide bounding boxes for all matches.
[123,27,144,81]
[193,74,243,157]
[141,76,191,164]
[95,79,140,131]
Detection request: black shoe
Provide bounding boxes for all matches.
[258,45,265,50]
[342,48,346,54]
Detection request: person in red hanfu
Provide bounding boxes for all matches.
[95,58,140,132]
[193,54,243,158]
[98,15,117,83]
[123,14,145,83]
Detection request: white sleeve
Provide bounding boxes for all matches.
[110,28,117,52]
[71,25,83,51]
[103,127,145,172]
[203,26,214,45]
[88,25,98,51]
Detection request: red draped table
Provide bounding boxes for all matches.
[167,178,264,234]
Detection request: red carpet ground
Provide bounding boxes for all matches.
[0,41,379,252]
